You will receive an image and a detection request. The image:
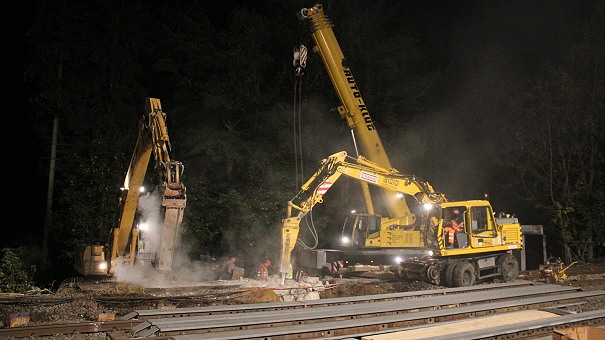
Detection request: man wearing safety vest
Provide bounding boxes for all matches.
[444,207,464,248]
[257,259,271,280]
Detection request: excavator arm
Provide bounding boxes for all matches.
[145,98,187,272]
[108,114,154,274]
[75,98,186,276]
[109,98,186,274]
[280,151,446,274]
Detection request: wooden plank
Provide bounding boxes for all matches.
[362,310,558,340]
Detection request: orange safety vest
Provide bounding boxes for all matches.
[444,226,456,245]
[257,264,268,280]
[444,221,463,246]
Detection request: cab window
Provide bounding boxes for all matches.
[366,216,380,234]
[470,206,495,237]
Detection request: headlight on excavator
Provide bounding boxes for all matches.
[341,236,350,245]
[98,261,108,271]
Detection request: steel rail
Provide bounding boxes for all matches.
[131,285,593,337]
[121,281,532,320]
[0,281,528,338]
[166,291,605,339]
[0,282,598,339]
[0,319,141,338]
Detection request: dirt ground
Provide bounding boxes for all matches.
[1,261,605,338]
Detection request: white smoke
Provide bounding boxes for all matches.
[112,188,220,287]
[136,190,162,251]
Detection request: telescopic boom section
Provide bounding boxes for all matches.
[279,151,446,274]
[299,4,411,221]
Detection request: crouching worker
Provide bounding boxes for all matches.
[220,257,245,280]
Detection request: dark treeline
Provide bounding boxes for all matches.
[7,0,605,286]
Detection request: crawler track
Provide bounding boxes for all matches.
[1,281,604,339]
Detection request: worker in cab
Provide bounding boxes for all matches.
[444,207,464,248]
[257,259,271,281]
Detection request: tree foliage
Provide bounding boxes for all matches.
[20,0,605,285]
[505,4,605,262]
[0,248,36,294]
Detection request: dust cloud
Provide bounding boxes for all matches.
[112,189,219,288]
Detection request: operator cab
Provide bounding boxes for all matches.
[436,201,506,251]
[341,213,381,248]
[444,206,469,249]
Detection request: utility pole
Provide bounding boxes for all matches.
[43,117,58,257]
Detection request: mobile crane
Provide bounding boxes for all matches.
[74,98,187,276]
[280,4,523,286]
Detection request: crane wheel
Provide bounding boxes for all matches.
[427,265,440,285]
[395,265,405,279]
[443,261,459,287]
[498,254,519,282]
[453,261,476,287]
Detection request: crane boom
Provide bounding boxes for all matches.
[299,4,413,224]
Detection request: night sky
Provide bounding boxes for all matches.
[7,1,45,247]
[5,0,601,249]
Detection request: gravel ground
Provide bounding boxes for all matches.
[1,264,605,339]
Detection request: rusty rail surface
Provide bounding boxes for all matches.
[2,281,604,339]
[0,319,140,338]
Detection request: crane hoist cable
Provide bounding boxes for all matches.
[293,44,307,190]
[293,45,318,250]
[293,17,316,248]
[293,0,308,191]
[292,74,302,190]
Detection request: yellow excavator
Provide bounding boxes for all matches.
[74,98,186,276]
[280,4,523,287]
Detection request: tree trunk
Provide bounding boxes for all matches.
[43,117,58,257]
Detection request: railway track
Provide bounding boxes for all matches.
[1,281,604,339]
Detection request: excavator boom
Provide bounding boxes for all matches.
[146,98,187,272]
[280,151,446,273]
